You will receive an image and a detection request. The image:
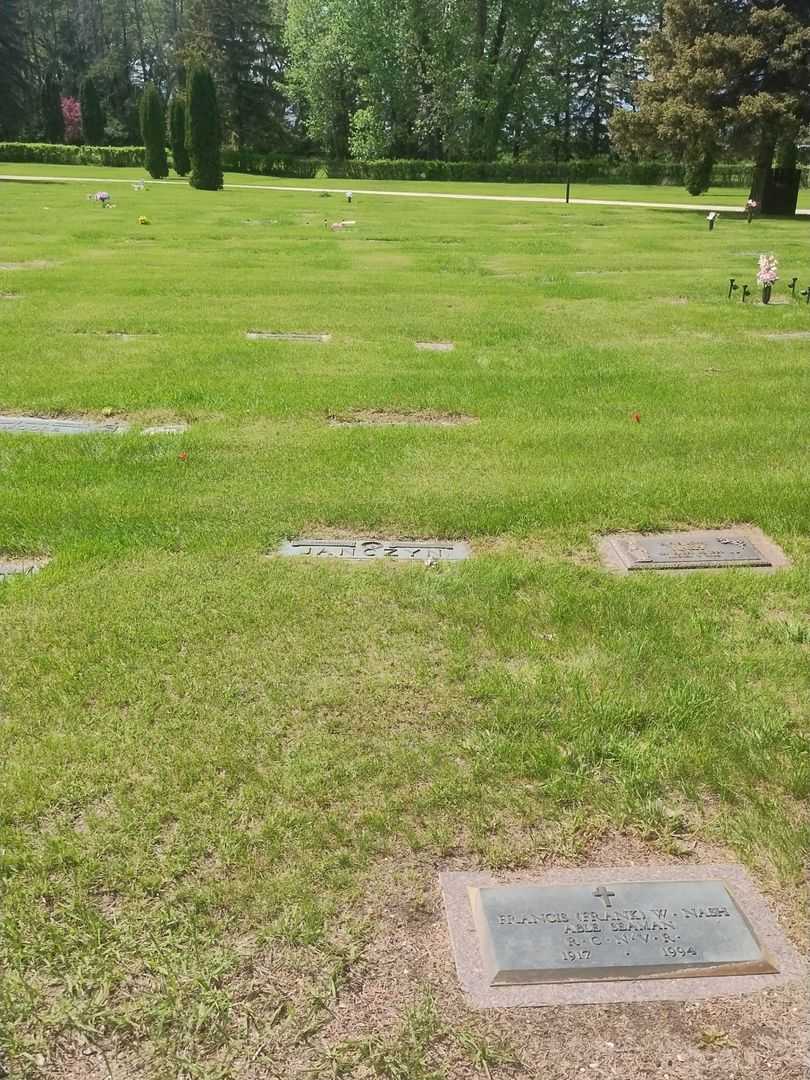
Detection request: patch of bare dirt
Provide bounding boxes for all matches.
[328,409,477,427]
[293,843,809,1080]
[34,833,809,1079]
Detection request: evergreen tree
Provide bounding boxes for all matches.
[184,0,287,156]
[80,77,105,144]
[170,95,191,175]
[0,0,25,139]
[186,65,223,190]
[41,72,65,143]
[140,82,169,179]
[611,0,810,214]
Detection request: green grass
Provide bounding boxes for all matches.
[1,167,809,1076]
[3,159,810,208]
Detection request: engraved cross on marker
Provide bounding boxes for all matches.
[593,886,615,908]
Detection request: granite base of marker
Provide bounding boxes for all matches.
[0,415,128,435]
[441,865,804,1008]
[598,527,789,574]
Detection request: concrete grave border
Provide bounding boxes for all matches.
[441,865,804,1008]
[597,526,790,574]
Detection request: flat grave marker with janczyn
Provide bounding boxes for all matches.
[441,865,804,1008]
[278,538,470,562]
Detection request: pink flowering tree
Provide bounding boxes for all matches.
[61,97,82,144]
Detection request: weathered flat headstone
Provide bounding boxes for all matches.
[141,423,187,435]
[278,538,470,562]
[0,260,55,270]
[0,557,49,581]
[0,415,126,435]
[415,341,454,352]
[442,866,804,1008]
[598,528,788,573]
[75,331,149,341]
[471,879,773,986]
[246,331,331,343]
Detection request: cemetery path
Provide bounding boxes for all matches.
[4,172,809,215]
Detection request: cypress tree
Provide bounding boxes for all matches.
[186,65,223,191]
[80,76,105,145]
[169,95,190,176]
[41,72,64,143]
[140,82,169,179]
[0,0,25,140]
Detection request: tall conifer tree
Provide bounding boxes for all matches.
[140,82,169,178]
[0,0,25,139]
[611,0,810,214]
[80,77,105,144]
[170,95,191,175]
[186,65,223,190]
[41,72,64,143]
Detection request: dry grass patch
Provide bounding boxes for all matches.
[327,409,476,427]
[216,840,810,1080]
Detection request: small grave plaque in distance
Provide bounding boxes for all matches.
[441,866,804,1007]
[278,538,470,562]
[0,558,48,581]
[598,528,789,573]
[0,415,126,435]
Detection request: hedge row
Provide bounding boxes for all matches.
[222,152,772,188]
[0,142,144,167]
[2,142,808,188]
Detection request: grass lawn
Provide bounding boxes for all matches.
[4,160,810,209]
[1,167,809,1078]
